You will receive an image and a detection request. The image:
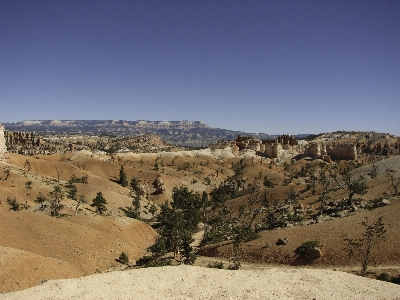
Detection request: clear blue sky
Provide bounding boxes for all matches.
[1,0,399,135]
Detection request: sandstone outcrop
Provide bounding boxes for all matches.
[305,142,357,160]
[210,132,399,162]
[4,130,40,147]
[152,177,165,194]
[137,180,149,198]
[263,142,283,158]
[269,134,298,146]
[260,135,302,158]
[305,247,322,259]
[0,124,7,159]
[304,143,327,157]
[2,129,170,156]
[210,134,301,159]
[3,130,65,155]
[209,141,235,151]
[327,143,357,160]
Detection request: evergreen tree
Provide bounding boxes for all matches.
[385,169,400,196]
[6,197,20,211]
[34,192,47,211]
[74,194,87,215]
[180,233,197,265]
[68,184,78,201]
[91,191,108,214]
[344,217,386,276]
[119,165,128,187]
[121,192,141,219]
[132,192,140,215]
[171,186,202,233]
[210,186,227,209]
[48,185,64,217]
[130,176,139,192]
[330,163,369,205]
[157,202,185,258]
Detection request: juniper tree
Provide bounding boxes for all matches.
[74,194,87,215]
[227,196,261,270]
[285,186,299,204]
[317,163,333,216]
[385,169,400,196]
[344,217,386,276]
[330,162,368,205]
[54,167,61,183]
[24,180,32,209]
[305,173,318,195]
[231,158,246,176]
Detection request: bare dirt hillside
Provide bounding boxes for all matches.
[0,211,156,293]
[199,199,400,266]
[1,265,399,300]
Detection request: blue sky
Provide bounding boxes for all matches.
[1,0,399,135]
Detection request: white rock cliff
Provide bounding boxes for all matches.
[0,124,7,159]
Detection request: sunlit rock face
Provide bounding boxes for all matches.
[327,144,357,160]
[0,124,7,159]
[304,142,327,157]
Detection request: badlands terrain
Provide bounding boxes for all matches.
[1,127,400,298]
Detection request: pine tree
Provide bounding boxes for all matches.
[130,177,139,192]
[91,191,108,214]
[68,184,78,201]
[119,165,128,187]
[49,185,64,216]
[180,233,197,265]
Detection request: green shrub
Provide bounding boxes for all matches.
[201,228,227,246]
[135,256,171,268]
[295,240,321,254]
[263,176,275,188]
[287,214,304,223]
[118,252,129,264]
[391,275,400,285]
[377,272,391,282]
[6,197,20,211]
[206,261,224,269]
[135,256,154,266]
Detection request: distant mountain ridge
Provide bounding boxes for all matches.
[2,120,307,146]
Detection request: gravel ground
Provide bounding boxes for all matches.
[1,265,400,300]
[354,156,400,177]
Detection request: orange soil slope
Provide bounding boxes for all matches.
[0,210,157,293]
